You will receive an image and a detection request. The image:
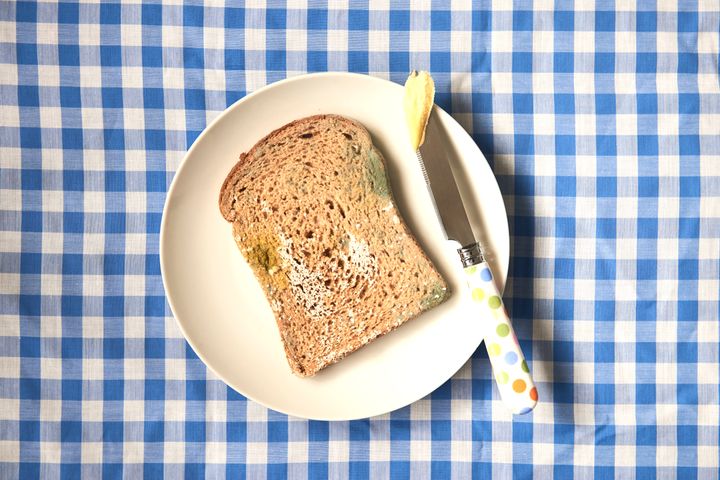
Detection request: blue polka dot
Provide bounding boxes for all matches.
[504,351,518,365]
[481,268,492,282]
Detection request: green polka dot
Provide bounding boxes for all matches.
[496,371,509,384]
[472,288,486,302]
[521,360,529,373]
[496,323,510,337]
[487,343,501,356]
[466,266,477,275]
[488,296,502,309]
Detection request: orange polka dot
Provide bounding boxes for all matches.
[512,379,526,393]
[529,387,538,401]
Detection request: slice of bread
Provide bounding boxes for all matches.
[219,114,449,376]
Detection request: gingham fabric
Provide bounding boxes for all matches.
[1,1,719,478]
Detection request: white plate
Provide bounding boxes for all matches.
[160,72,509,420]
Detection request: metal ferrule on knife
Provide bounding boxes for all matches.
[457,242,484,268]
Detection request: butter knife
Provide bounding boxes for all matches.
[405,72,537,414]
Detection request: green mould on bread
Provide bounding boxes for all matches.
[420,282,449,311]
[365,148,390,197]
[243,234,289,291]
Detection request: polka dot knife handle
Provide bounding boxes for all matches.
[465,263,538,415]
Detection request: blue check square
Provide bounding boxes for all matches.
[62,420,83,442]
[555,135,575,155]
[62,254,83,275]
[389,10,410,30]
[60,86,82,108]
[142,46,163,67]
[16,2,37,22]
[16,43,38,64]
[185,421,206,442]
[100,46,122,67]
[20,421,40,441]
[512,52,533,73]
[21,169,41,190]
[636,11,656,31]
[513,10,533,31]
[636,343,656,363]
[348,9,368,30]
[431,10,451,31]
[637,94,657,114]
[17,85,39,107]
[100,3,121,24]
[678,12,698,33]
[20,127,41,149]
[62,129,83,150]
[183,48,204,69]
[225,7,244,29]
[141,4,162,25]
[307,9,327,29]
[554,11,573,31]
[554,52,573,73]
[183,6,203,27]
[20,378,41,400]
[22,211,43,232]
[57,2,79,23]
[637,52,656,73]
[594,52,614,73]
[595,11,615,31]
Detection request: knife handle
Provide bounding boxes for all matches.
[464,263,538,414]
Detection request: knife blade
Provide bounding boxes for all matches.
[416,115,476,248]
[415,117,538,415]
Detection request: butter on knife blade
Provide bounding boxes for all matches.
[403,70,435,151]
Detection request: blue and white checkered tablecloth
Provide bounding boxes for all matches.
[1,1,719,478]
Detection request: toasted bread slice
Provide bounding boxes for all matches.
[219,114,449,376]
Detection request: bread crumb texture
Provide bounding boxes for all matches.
[220,114,449,376]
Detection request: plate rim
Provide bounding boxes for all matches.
[160,72,509,420]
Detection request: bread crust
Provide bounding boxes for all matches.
[219,115,366,221]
